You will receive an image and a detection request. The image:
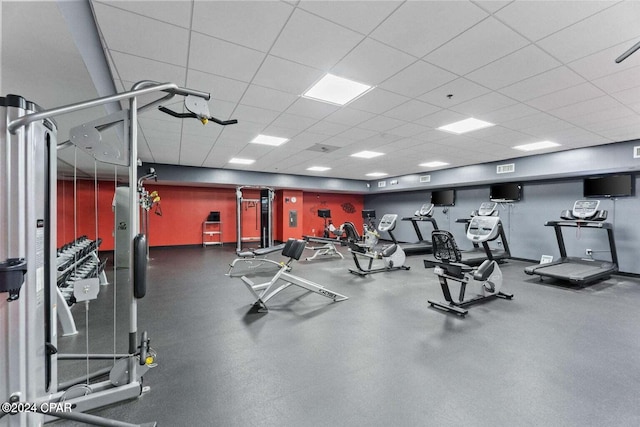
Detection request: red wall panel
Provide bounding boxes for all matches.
[57,181,365,249]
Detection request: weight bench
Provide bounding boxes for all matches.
[238,239,348,312]
[226,243,287,276]
[302,235,346,261]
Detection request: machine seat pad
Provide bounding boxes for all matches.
[252,243,286,256]
[281,239,306,261]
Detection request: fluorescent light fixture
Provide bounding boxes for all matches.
[438,118,495,134]
[251,134,289,146]
[307,166,331,172]
[419,161,449,168]
[303,73,372,106]
[513,140,561,151]
[366,172,388,177]
[228,157,255,165]
[351,150,384,159]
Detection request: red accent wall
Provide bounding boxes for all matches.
[302,192,364,237]
[57,181,365,250]
[57,180,116,250]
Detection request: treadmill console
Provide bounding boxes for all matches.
[416,203,434,217]
[571,200,600,219]
[378,214,398,232]
[477,201,497,216]
[467,216,500,242]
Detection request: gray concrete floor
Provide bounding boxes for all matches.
[55,245,640,426]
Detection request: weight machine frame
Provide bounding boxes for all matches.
[0,81,218,426]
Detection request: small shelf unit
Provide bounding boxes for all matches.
[202,221,223,247]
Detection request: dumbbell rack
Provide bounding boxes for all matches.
[56,236,108,336]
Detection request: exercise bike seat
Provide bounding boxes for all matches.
[381,244,398,258]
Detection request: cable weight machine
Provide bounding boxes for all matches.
[0,81,235,426]
[236,186,274,252]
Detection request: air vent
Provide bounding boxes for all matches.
[634,146,640,158]
[378,181,386,188]
[305,143,340,153]
[497,163,515,174]
[419,175,431,183]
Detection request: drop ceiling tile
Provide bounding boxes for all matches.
[380,137,423,150]
[466,45,561,90]
[383,100,441,122]
[186,69,248,104]
[93,2,189,66]
[338,127,379,141]
[268,113,317,132]
[358,116,406,132]
[189,32,265,82]
[270,8,364,70]
[319,136,357,148]
[592,65,640,94]
[611,85,640,105]
[568,41,640,81]
[582,113,640,133]
[450,92,518,116]
[331,38,416,85]
[109,51,185,87]
[325,108,376,127]
[499,66,586,101]
[424,17,529,76]
[253,55,325,95]
[476,103,539,125]
[240,85,298,112]
[495,1,613,42]
[526,82,605,111]
[414,110,468,128]
[370,1,488,57]
[298,0,399,35]
[418,78,491,107]
[549,95,620,121]
[501,112,564,132]
[388,123,432,138]
[192,1,292,52]
[379,60,457,98]
[348,89,410,114]
[536,1,640,63]
[290,131,329,146]
[232,104,282,125]
[305,120,350,136]
[94,0,192,27]
[597,124,640,142]
[285,97,340,119]
[417,130,450,143]
[471,1,512,14]
[259,125,300,139]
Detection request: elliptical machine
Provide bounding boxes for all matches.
[343,214,410,277]
[425,229,513,316]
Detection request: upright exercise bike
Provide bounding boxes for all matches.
[425,228,513,316]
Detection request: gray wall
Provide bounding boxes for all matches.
[365,176,640,274]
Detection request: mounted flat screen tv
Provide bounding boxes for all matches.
[490,183,522,202]
[431,189,455,206]
[583,174,633,198]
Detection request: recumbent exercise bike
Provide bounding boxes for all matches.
[425,228,513,316]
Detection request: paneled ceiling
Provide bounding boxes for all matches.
[3,1,640,181]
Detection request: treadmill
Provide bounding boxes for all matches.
[400,203,439,255]
[456,202,511,265]
[524,200,618,285]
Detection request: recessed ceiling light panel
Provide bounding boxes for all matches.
[303,74,372,106]
[513,140,561,151]
[419,161,449,168]
[366,172,388,177]
[250,134,289,146]
[307,166,331,172]
[229,158,255,165]
[438,118,495,134]
[351,150,384,159]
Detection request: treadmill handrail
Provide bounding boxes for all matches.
[545,220,613,229]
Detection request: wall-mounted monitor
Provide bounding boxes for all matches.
[490,183,522,202]
[583,174,633,198]
[361,209,376,219]
[317,209,331,218]
[430,189,455,206]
